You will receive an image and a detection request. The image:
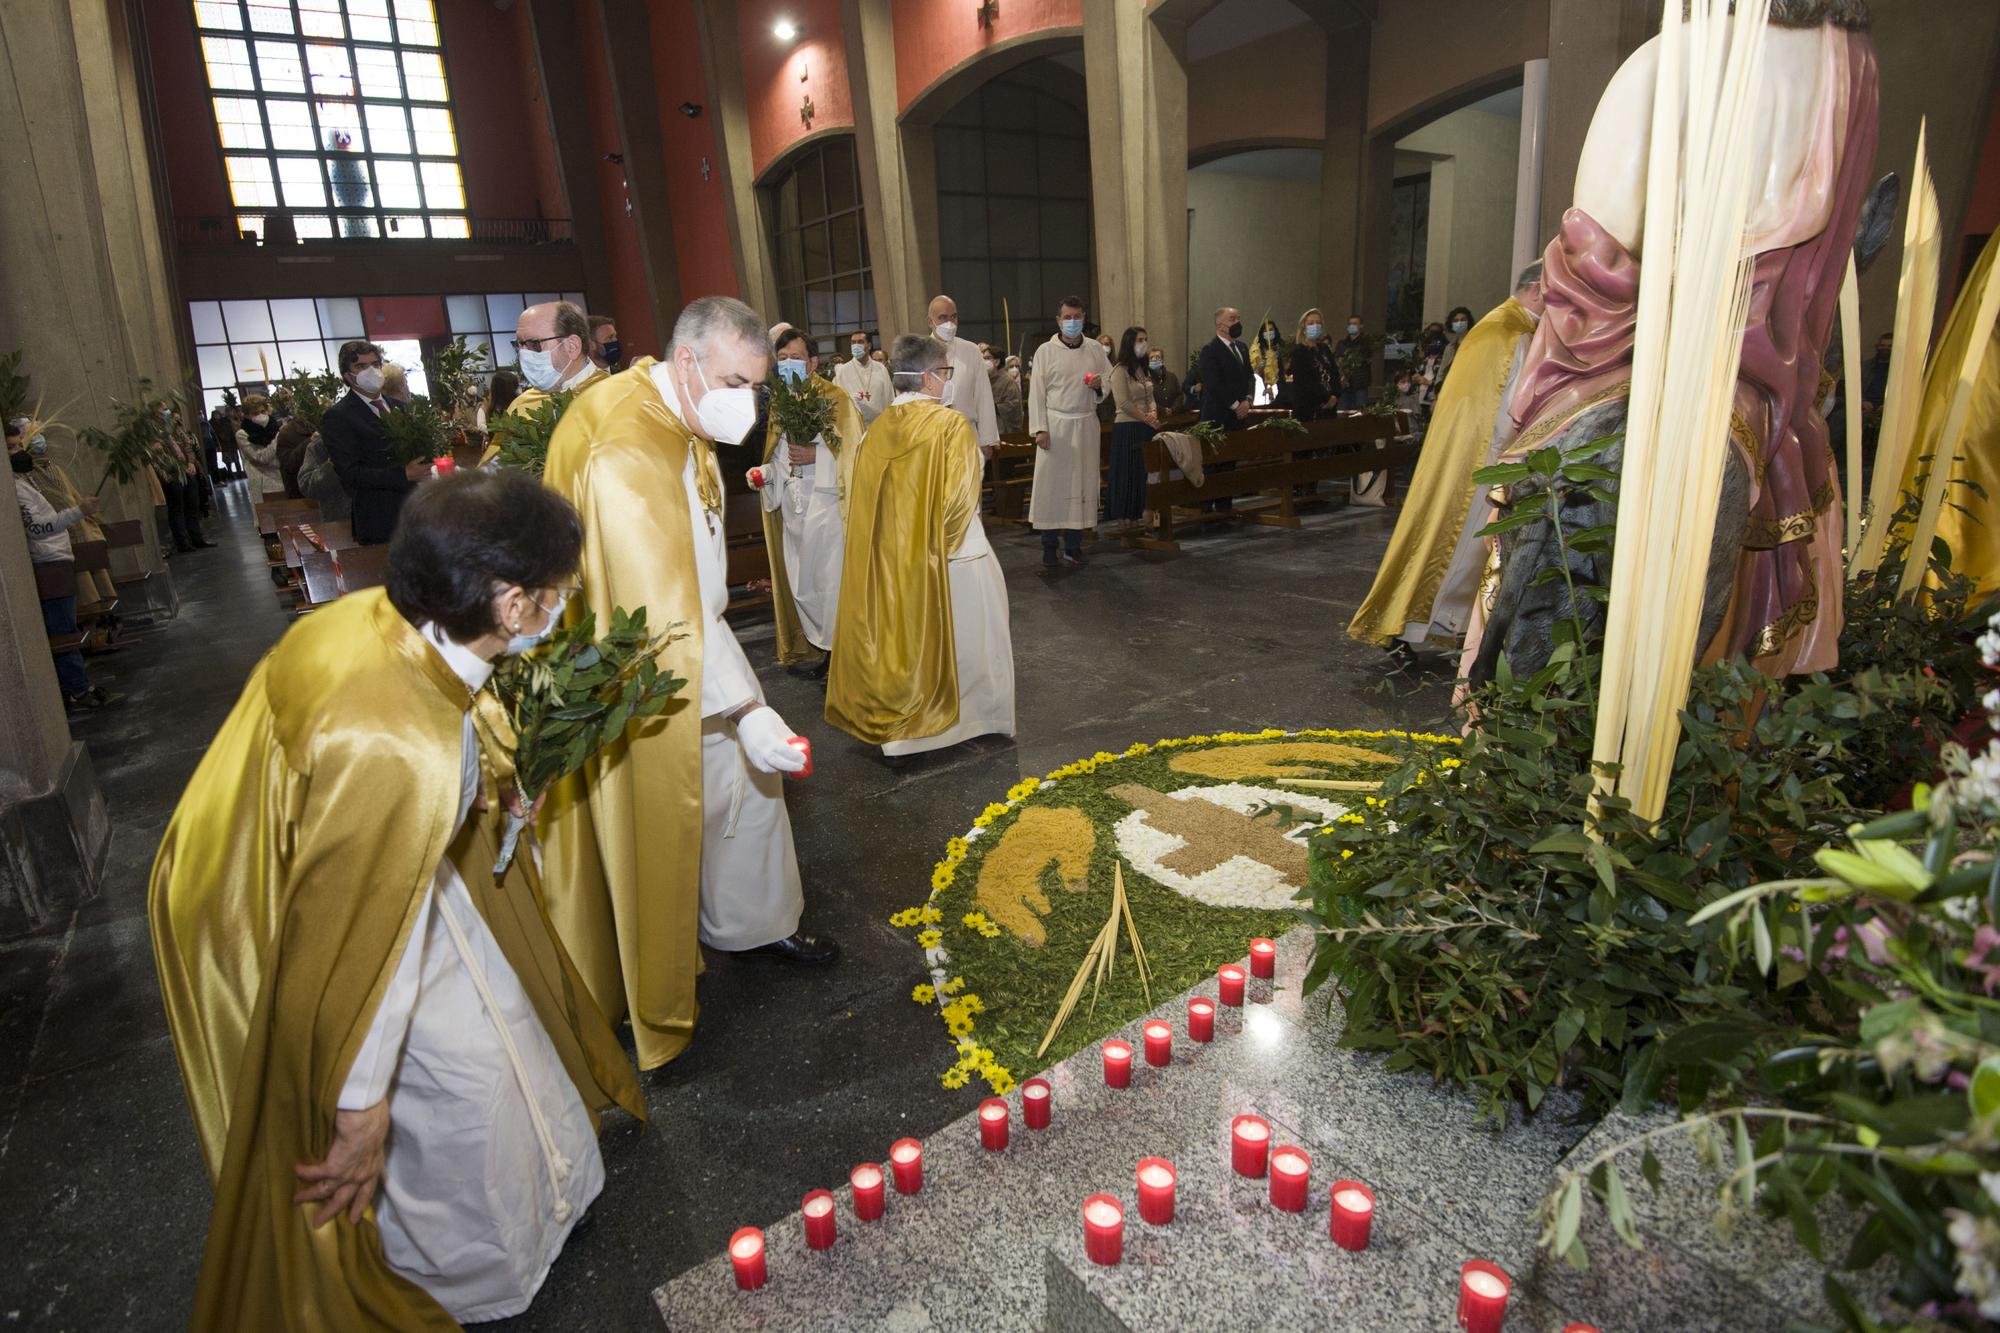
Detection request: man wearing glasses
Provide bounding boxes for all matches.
[509,301,606,414]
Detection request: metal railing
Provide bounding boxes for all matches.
[174,216,574,246]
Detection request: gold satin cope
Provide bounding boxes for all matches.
[825,399,976,744]
[1896,230,2000,598]
[1348,298,1538,647]
[760,374,864,665]
[475,370,610,467]
[148,590,642,1332]
[537,361,712,1070]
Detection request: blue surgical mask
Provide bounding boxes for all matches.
[505,589,567,656]
[776,358,808,385]
[1306,323,1323,340]
[1347,323,1360,336]
[1060,317,1083,339]
[1451,320,1470,335]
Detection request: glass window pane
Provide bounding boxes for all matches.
[800,221,831,282]
[428,216,468,238]
[824,140,857,212]
[246,2,293,33]
[211,96,265,148]
[278,340,330,373]
[316,297,364,337]
[189,301,228,343]
[235,212,266,241]
[937,193,987,258]
[231,342,281,381]
[197,343,237,388]
[363,102,409,153]
[419,160,462,210]
[306,43,353,98]
[446,294,487,334]
[277,156,327,206]
[345,0,391,43]
[562,292,587,308]
[264,99,316,149]
[268,297,320,340]
[395,0,439,46]
[333,214,379,238]
[201,36,254,89]
[292,214,334,239]
[327,155,373,207]
[374,159,421,208]
[485,294,526,335]
[409,107,455,157]
[795,152,826,224]
[830,213,862,275]
[401,51,448,102]
[297,0,343,38]
[254,40,305,93]
[354,47,400,98]
[224,155,276,207]
[194,2,243,30]
[221,299,275,341]
[316,100,363,152]
[383,214,427,238]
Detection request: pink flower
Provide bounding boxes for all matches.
[1966,925,2000,996]
[1855,918,1894,967]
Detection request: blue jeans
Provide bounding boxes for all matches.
[41,592,88,696]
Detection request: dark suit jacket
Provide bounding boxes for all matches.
[319,390,411,545]
[1198,336,1253,426]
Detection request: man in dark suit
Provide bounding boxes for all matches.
[321,339,426,545]
[1198,305,1253,428]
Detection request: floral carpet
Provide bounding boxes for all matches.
[890,728,1461,1096]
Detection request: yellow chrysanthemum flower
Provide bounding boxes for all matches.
[1340,848,1355,860]
[962,911,990,929]
[977,924,1003,939]
[940,1067,971,1089]
[959,994,986,1015]
[986,1070,1017,1096]
[917,929,942,949]
[946,1014,974,1037]
[943,976,965,995]
[911,984,936,1004]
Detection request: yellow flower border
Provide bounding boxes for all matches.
[888,727,1462,1094]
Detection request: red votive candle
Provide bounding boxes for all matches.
[1218,964,1247,1006]
[1187,997,1216,1042]
[850,1163,885,1220]
[978,1098,1010,1151]
[1231,1114,1271,1177]
[889,1138,923,1194]
[1249,937,1277,978]
[1103,1039,1133,1088]
[728,1227,767,1290]
[432,454,455,475]
[746,466,766,490]
[1136,1157,1176,1225]
[1143,1020,1172,1067]
[1562,1325,1602,1333]
[801,1190,836,1250]
[1330,1180,1375,1251]
[1082,1194,1124,1266]
[786,736,812,779]
[1457,1261,1511,1333]
[1269,1145,1311,1212]
[1022,1078,1052,1129]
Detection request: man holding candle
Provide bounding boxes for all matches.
[539,295,839,1074]
[1027,296,1112,568]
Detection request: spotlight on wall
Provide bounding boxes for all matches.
[773,18,798,41]
[679,101,704,118]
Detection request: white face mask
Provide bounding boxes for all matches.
[1134,339,1149,357]
[851,343,868,361]
[505,589,567,656]
[933,319,957,343]
[983,357,995,371]
[517,344,570,393]
[250,413,270,427]
[353,366,385,397]
[686,350,757,445]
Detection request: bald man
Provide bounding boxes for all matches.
[925,295,1000,457]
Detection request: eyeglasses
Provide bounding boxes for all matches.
[512,334,569,352]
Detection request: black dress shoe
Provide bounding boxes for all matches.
[742,932,840,965]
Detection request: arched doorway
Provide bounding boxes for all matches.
[1388,85,1526,343]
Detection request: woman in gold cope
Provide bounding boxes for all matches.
[149,470,642,1330]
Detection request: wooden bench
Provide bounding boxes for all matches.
[31,560,86,655]
[725,491,773,615]
[256,497,319,537]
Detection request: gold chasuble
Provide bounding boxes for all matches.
[825,399,976,743]
[1348,297,1539,647]
[1897,230,2000,598]
[475,368,610,467]
[761,374,864,664]
[538,361,711,1069]
[149,590,641,1332]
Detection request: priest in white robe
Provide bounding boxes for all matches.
[1028,296,1112,568]
[832,330,895,427]
[926,293,1001,455]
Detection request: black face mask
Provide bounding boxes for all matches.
[600,339,622,366]
[10,450,34,473]
[1227,321,1243,340]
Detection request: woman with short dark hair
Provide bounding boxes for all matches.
[1105,325,1160,530]
[151,469,641,1330]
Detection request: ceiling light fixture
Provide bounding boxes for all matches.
[773,18,799,40]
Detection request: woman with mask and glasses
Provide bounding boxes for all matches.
[151,469,644,1331]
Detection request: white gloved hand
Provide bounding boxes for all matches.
[736,705,807,775]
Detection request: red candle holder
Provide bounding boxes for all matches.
[1022,1078,1052,1129]
[1218,964,1247,1006]
[1136,1157,1176,1225]
[850,1163,885,1220]
[746,466,767,490]
[785,736,812,779]
[1269,1145,1311,1212]
[889,1138,923,1194]
[1330,1180,1375,1251]
[728,1226,767,1290]
[1102,1039,1133,1088]
[802,1190,836,1250]
[432,454,456,476]
[1457,1261,1511,1333]
[1142,1020,1172,1067]
[1187,997,1216,1042]
[1230,1114,1271,1177]
[978,1097,1010,1151]
[1561,1326,1603,1333]
[1082,1194,1124,1266]
[1249,937,1277,978]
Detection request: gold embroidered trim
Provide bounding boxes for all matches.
[1752,590,1820,658]
[1505,379,1633,458]
[1741,476,1836,549]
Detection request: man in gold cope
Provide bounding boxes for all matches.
[827,334,1016,759]
[541,295,837,1073]
[1347,264,1545,656]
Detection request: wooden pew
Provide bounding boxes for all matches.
[255,497,319,537]
[724,491,773,615]
[32,560,86,655]
[101,518,177,624]
[294,542,392,612]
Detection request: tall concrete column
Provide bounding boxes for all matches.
[1540,0,1654,244]
[598,0,682,334]
[1512,57,1550,279]
[526,0,615,309]
[1081,0,1191,362]
[841,0,929,340]
[694,0,781,323]
[1314,23,1373,329]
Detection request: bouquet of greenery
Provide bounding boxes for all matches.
[381,394,454,466]
[488,388,577,478]
[425,337,486,420]
[1187,420,1227,451]
[487,606,688,872]
[281,366,343,432]
[83,384,177,495]
[1252,415,1309,435]
[767,370,842,455]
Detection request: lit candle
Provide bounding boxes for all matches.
[1217,964,1247,1006]
[1248,937,1277,978]
[979,1097,1010,1151]
[801,1190,836,1250]
[786,736,812,779]
[1269,1146,1310,1212]
[432,454,456,476]
[1022,1078,1052,1130]
[1143,1020,1172,1067]
[1136,1157,1176,1225]
[1102,1039,1134,1089]
[1561,1325,1602,1333]
[850,1163,885,1221]
[1081,1194,1125,1266]
[1230,1114,1271,1177]
[746,466,767,490]
[1186,997,1216,1042]
[889,1138,923,1195]
[1457,1261,1511,1333]
[728,1226,767,1291]
[1329,1180,1375,1251]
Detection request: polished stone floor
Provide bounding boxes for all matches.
[0,484,1456,1331]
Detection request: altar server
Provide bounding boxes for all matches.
[826,335,1015,761]
[926,294,1001,455]
[150,471,643,1330]
[832,330,895,427]
[540,296,838,1073]
[754,326,865,671]
[1028,295,1112,567]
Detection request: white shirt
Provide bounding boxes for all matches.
[832,355,894,427]
[938,335,1000,449]
[15,475,82,564]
